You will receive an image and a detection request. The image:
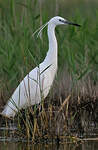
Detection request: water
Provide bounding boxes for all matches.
[0,140,98,150]
[0,124,98,150]
[0,0,98,149]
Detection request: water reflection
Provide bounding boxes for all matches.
[0,141,98,150]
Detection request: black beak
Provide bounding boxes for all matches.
[65,21,81,27]
[59,19,81,27]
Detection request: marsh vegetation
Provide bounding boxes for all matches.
[0,0,98,143]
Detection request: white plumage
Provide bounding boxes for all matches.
[1,16,80,118]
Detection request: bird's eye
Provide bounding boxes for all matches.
[59,19,62,22]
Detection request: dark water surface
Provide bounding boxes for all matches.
[0,0,98,149]
[0,140,98,150]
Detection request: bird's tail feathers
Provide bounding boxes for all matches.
[1,104,16,119]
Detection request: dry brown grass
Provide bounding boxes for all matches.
[0,68,98,142]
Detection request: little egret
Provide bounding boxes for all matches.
[1,16,80,118]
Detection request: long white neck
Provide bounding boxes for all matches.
[44,23,57,68]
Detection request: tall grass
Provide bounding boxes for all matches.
[0,0,98,141]
[0,0,97,98]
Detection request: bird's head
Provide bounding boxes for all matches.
[49,16,81,27]
[32,16,81,37]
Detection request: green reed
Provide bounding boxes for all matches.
[0,0,98,141]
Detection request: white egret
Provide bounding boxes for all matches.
[1,16,80,118]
